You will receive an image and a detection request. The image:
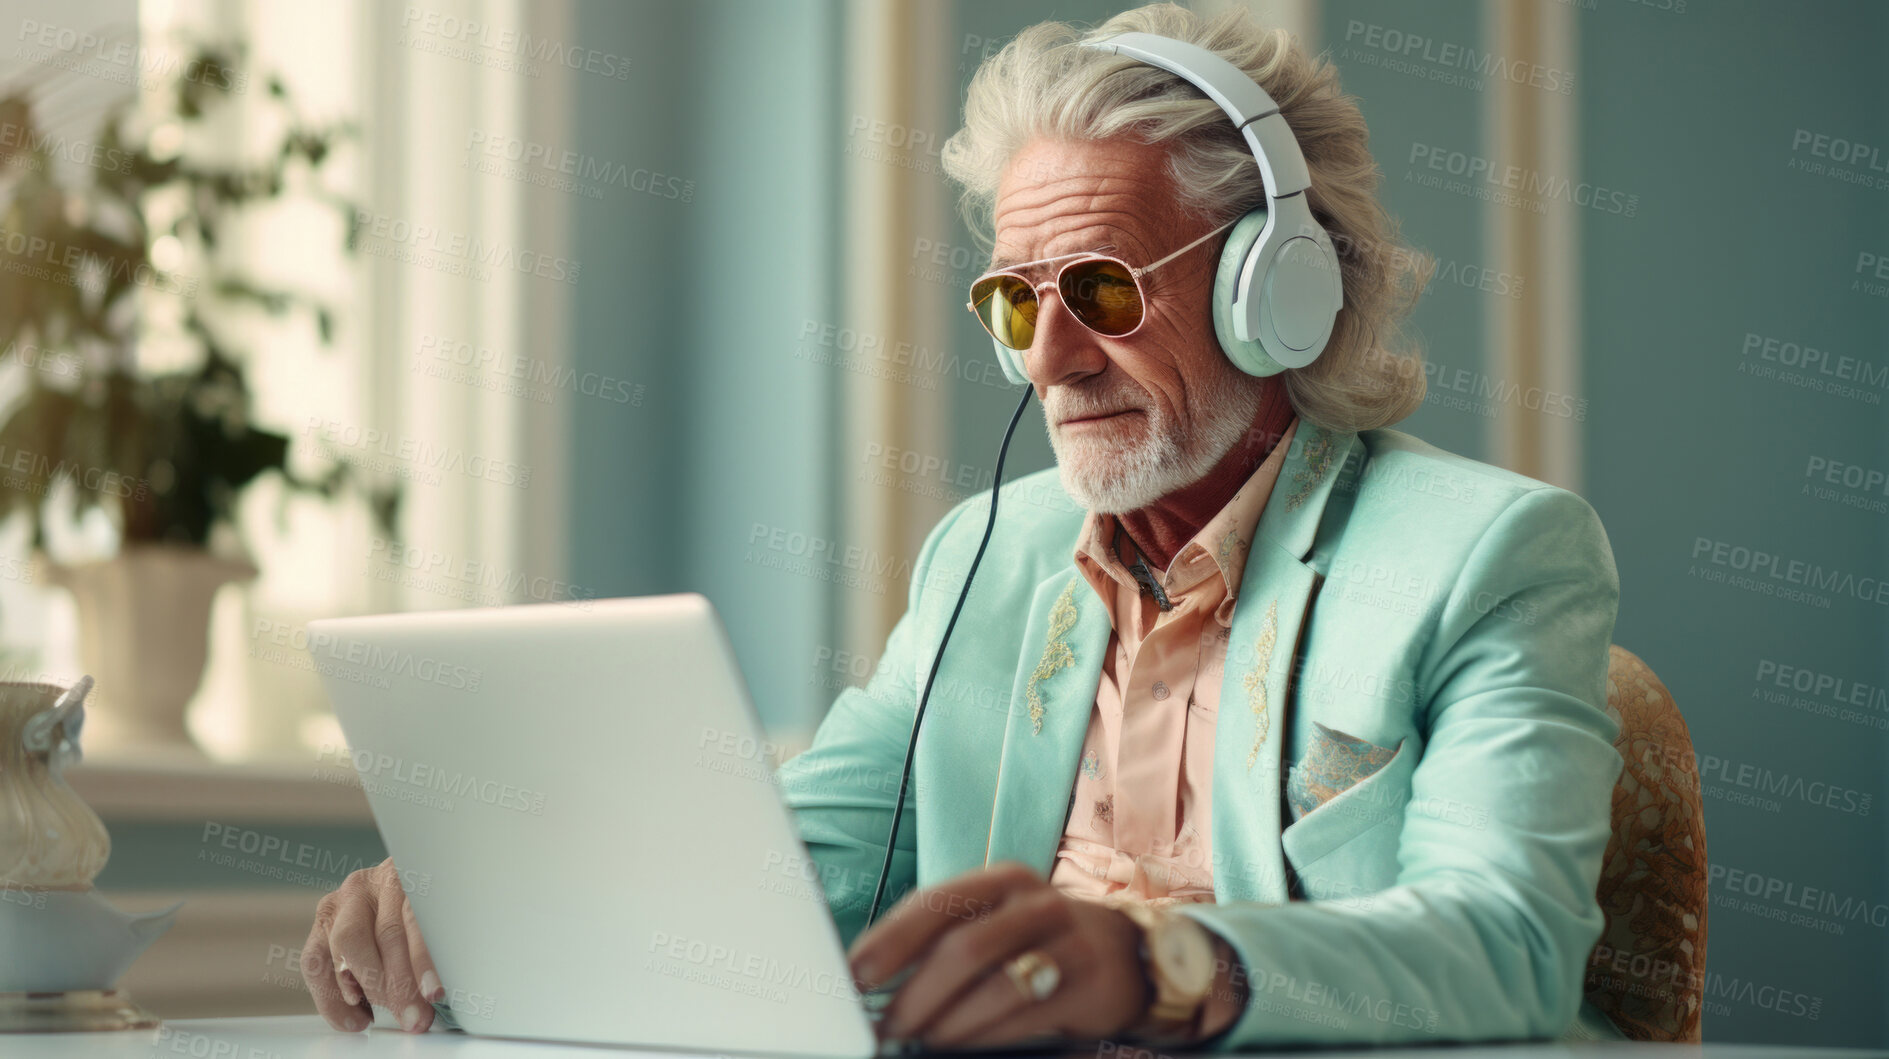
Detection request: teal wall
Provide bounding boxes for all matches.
[1319,0,1490,461]
[563,0,845,736]
[1574,1,1888,1047]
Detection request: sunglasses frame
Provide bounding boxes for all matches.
[964,216,1238,351]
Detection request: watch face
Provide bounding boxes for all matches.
[1155,918,1217,996]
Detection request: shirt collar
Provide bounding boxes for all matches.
[1071,418,1300,628]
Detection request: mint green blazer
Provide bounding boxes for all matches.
[777,425,1626,1047]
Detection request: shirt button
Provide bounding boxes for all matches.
[1151,680,1170,701]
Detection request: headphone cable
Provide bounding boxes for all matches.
[862,385,1035,930]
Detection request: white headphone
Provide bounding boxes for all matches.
[988,31,1344,385]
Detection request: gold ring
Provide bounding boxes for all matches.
[1003,949,1061,1002]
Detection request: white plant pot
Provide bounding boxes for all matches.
[46,545,257,758]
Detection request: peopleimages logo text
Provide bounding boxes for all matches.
[1690,537,1889,607]
[399,7,631,79]
[1407,144,1638,216]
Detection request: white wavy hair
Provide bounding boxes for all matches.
[939,2,1432,432]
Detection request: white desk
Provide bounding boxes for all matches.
[6,1016,1887,1058]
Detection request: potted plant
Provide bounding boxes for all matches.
[0,41,396,756]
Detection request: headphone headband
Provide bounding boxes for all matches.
[1084,32,1312,198]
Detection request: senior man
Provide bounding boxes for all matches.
[301,3,1625,1050]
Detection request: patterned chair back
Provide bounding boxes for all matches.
[1583,645,1709,1041]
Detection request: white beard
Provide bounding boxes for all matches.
[1048,368,1264,515]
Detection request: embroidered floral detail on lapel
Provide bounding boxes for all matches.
[1027,576,1081,735]
[1243,598,1279,769]
[1216,526,1243,572]
[1285,426,1336,511]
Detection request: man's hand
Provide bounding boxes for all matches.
[846,862,1150,1047]
[302,857,441,1033]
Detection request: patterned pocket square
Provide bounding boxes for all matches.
[1286,722,1401,822]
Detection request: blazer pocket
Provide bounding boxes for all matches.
[1286,723,1403,822]
[1281,733,1416,873]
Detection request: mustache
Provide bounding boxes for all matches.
[1045,390,1145,423]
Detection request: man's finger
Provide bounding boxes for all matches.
[880,885,1067,1041]
[372,873,433,1032]
[923,932,1087,1048]
[848,862,1039,988]
[301,915,368,1032]
[326,898,385,1014]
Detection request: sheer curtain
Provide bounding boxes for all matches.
[12,0,572,763]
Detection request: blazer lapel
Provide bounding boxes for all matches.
[1211,425,1361,905]
[982,566,1111,875]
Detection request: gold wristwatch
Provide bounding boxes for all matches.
[1112,900,1218,1041]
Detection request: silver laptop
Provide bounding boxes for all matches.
[309,594,883,1057]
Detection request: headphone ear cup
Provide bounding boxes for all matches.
[1212,206,1288,378]
[990,334,1029,386]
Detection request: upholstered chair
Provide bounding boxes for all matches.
[1583,645,1710,1042]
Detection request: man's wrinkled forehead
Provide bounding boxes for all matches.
[990,140,1179,271]
[988,195,1161,272]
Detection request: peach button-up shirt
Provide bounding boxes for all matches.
[1047,420,1299,907]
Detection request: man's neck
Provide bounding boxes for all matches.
[1114,384,1296,573]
